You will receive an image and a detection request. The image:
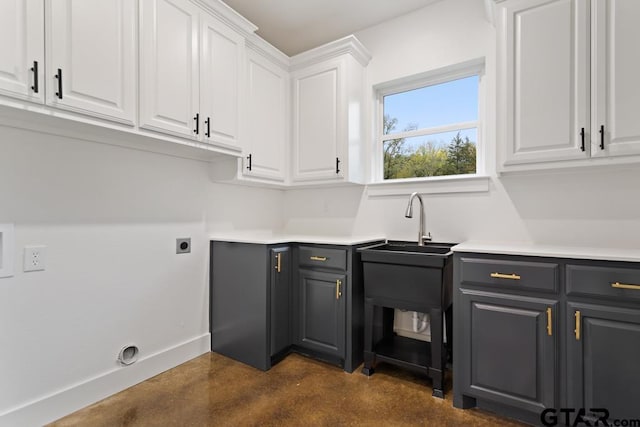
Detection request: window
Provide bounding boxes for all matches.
[376,61,482,182]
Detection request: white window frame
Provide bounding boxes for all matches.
[371,58,487,190]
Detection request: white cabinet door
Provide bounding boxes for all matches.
[0,0,44,103]
[502,0,589,166]
[47,0,136,125]
[244,49,287,181]
[140,0,200,138]
[591,0,640,158]
[292,59,344,182]
[200,14,243,148]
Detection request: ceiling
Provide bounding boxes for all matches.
[222,0,441,56]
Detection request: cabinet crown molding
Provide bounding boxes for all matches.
[290,35,372,71]
[246,36,291,70]
[192,0,258,37]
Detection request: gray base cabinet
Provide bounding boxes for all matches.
[454,252,640,425]
[454,254,560,420]
[211,240,375,373]
[567,302,640,421]
[210,242,291,371]
[270,247,291,359]
[297,269,346,358]
[458,289,558,413]
[291,243,369,372]
[566,261,640,421]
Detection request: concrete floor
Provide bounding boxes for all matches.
[49,352,525,426]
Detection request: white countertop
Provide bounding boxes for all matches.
[452,241,640,263]
[209,231,385,246]
[209,233,640,262]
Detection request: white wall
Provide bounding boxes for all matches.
[0,125,283,425]
[282,0,640,249]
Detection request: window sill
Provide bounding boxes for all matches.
[366,175,490,197]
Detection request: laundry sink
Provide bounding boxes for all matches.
[358,241,456,269]
[358,240,456,397]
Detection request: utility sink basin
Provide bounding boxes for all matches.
[358,240,456,397]
[357,240,456,311]
[358,241,456,269]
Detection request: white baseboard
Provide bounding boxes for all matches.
[0,333,210,427]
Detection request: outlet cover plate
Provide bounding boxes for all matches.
[176,238,191,254]
[24,245,46,272]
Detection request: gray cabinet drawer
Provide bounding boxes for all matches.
[567,264,640,302]
[298,246,347,271]
[460,257,559,293]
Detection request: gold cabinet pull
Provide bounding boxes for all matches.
[336,279,342,300]
[310,256,327,262]
[546,307,552,336]
[575,311,581,340]
[490,272,521,280]
[611,282,640,290]
[275,253,281,273]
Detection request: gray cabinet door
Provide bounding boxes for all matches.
[297,269,346,358]
[567,302,640,420]
[459,289,558,413]
[270,247,291,357]
[211,242,269,370]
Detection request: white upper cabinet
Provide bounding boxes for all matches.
[200,14,244,148]
[140,0,249,149]
[591,0,640,158]
[140,0,200,138]
[292,60,341,182]
[243,46,288,181]
[290,36,371,184]
[0,0,44,103]
[499,0,589,166]
[48,0,136,125]
[498,0,640,170]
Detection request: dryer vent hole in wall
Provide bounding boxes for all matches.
[117,345,139,366]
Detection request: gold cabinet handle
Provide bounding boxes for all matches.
[546,307,552,336]
[490,272,521,280]
[275,253,281,273]
[575,311,581,340]
[336,279,342,300]
[611,282,640,290]
[310,256,327,262]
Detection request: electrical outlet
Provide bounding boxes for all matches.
[24,245,46,272]
[176,238,191,254]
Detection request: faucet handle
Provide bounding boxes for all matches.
[422,232,432,243]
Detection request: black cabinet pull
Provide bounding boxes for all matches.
[30,61,39,93]
[336,157,341,174]
[205,117,211,138]
[55,68,63,99]
[599,125,605,150]
[193,113,199,135]
[580,127,585,151]
[246,154,252,171]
